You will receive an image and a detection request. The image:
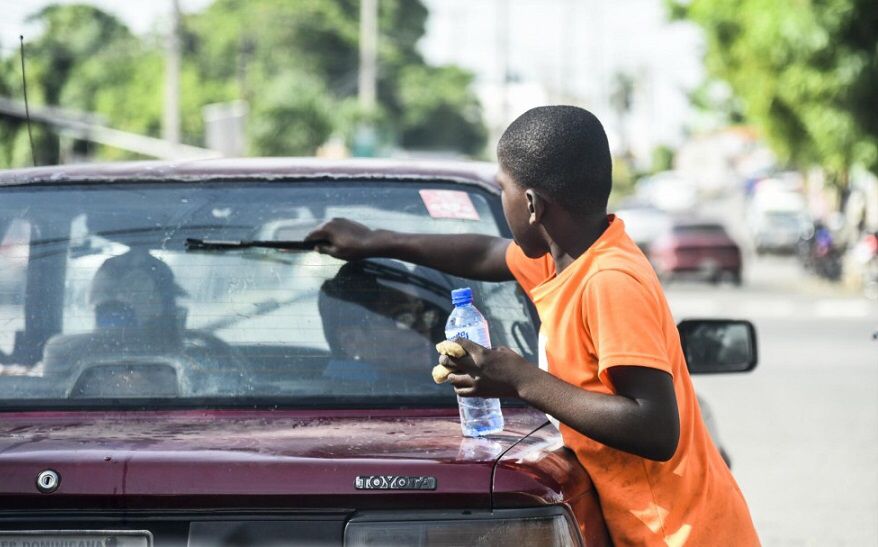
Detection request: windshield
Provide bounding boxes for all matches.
[0,181,537,409]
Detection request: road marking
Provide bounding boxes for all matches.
[813,299,873,319]
[741,299,797,318]
[668,300,722,318]
[667,294,878,320]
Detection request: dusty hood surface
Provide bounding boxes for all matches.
[0,407,547,510]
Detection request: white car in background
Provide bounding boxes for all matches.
[635,171,699,213]
[747,183,810,254]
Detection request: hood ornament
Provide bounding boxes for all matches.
[36,469,60,494]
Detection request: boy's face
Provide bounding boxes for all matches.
[498,168,548,258]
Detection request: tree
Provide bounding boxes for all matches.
[0,54,26,167]
[0,1,488,166]
[0,4,144,165]
[396,64,486,155]
[183,0,484,155]
[670,0,878,188]
[248,71,334,156]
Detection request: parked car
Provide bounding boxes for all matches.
[650,220,743,285]
[0,159,756,546]
[746,186,810,254]
[750,209,810,254]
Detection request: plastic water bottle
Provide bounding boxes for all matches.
[445,287,504,437]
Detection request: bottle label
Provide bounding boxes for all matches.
[445,325,491,349]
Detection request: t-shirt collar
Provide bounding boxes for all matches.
[530,214,624,301]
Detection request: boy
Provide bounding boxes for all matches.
[306,106,759,545]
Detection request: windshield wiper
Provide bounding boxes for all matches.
[185,238,327,251]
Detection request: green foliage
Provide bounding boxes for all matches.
[0,0,487,167]
[0,57,25,167]
[248,71,334,156]
[669,0,878,186]
[396,64,486,155]
[0,4,140,164]
[609,157,637,208]
[651,145,675,174]
[25,4,133,105]
[687,79,745,126]
[183,0,453,156]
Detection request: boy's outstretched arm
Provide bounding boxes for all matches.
[443,340,681,462]
[305,218,515,282]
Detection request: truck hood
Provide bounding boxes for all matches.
[0,407,548,511]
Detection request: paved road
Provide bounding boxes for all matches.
[666,256,878,546]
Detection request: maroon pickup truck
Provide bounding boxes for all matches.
[0,159,756,546]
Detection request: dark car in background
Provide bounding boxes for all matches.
[0,159,756,546]
[650,220,744,285]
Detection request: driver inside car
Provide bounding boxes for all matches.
[43,249,243,396]
[317,260,449,389]
[90,249,187,341]
[41,249,190,379]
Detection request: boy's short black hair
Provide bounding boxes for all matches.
[497,105,612,214]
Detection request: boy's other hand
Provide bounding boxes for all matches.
[306,218,380,261]
[440,338,535,399]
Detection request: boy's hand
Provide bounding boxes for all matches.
[306,218,382,261]
[439,338,535,398]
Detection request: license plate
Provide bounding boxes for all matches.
[0,530,152,546]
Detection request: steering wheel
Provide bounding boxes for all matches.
[183,329,251,371]
[67,354,193,398]
[182,330,256,394]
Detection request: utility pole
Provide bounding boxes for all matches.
[163,0,182,145]
[354,0,378,156]
[358,0,378,110]
[496,0,510,127]
[562,0,577,102]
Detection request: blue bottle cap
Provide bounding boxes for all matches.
[451,287,473,306]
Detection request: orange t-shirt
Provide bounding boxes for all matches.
[506,215,759,546]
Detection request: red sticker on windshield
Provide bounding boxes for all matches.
[419,190,480,221]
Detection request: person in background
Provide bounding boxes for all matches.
[41,249,188,377]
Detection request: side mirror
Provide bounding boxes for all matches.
[677,319,758,374]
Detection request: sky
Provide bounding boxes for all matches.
[419,0,705,155]
[2,0,706,157]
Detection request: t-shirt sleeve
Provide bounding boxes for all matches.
[504,241,554,295]
[583,269,673,390]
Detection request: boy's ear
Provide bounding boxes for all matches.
[525,189,545,224]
